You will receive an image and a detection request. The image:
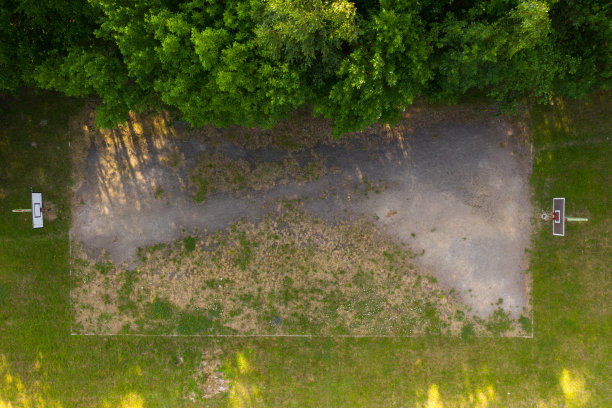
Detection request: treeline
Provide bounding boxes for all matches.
[1,0,610,135]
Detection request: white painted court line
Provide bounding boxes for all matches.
[70,333,534,338]
[69,236,73,335]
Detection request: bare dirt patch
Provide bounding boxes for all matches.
[184,349,229,402]
[69,102,532,334]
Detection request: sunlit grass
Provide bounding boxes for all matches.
[560,369,590,407]
[0,353,63,408]
[0,91,610,407]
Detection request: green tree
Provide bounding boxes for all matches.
[0,0,99,91]
[426,0,558,107]
[255,0,358,70]
[255,0,359,107]
[316,0,432,136]
[2,0,609,136]
[549,0,612,98]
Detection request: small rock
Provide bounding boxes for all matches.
[31,142,37,148]
[39,119,48,126]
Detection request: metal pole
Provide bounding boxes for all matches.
[566,217,588,222]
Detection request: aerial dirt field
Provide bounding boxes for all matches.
[69,102,532,336]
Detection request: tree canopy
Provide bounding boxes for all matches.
[2,0,610,134]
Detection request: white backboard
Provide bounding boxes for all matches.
[32,192,43,229]
[553,197,564,236]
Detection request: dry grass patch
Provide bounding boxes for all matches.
[189,152,326,201]
[71,203,526,336]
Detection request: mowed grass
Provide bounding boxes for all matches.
[0,91,610,407]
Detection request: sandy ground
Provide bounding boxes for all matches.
[71,112,531,319]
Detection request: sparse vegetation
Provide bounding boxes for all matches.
[150,297,174,320]
[485,307,513,335]
[71,204,505,336]
[189,152,326,202]
[183,236,196,253]
[519,315,532,333]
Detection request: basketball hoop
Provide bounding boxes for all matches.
[541,198,588,236]
[11,191,44,229]
[540,210,553,221]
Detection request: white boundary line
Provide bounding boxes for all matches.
[70,332,535,338]
[65,118,534,340]
[69,237,73,335]
[72,333,406,338]
[68,117,72,335]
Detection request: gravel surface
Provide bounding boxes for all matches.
[71,119,531,318]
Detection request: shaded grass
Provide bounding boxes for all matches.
[0,92,81,238]
[0,91,610,407]
[530,91,612,146]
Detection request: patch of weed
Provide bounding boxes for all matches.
[232,231,252,270]
[183,236,196,252]
[176,306,223,335]
[146,243,169,254]
[95,261,113,275]
[280,276,299,304]
[287,312,314,334]
[321,290,342,320]
[351,269,371,288]
[117,269,138,314]
[486,308,513,335]
[192,174,214,203]
[154,185,164,199]
[150,297,175,320]
[519,315,532,333]
[422,302,444,335]
[0,283,9,305]
[461,322,476,339]
[352,295,384,322]
[203,278,232,289]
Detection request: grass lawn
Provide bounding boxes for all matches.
[0,90,610,407]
